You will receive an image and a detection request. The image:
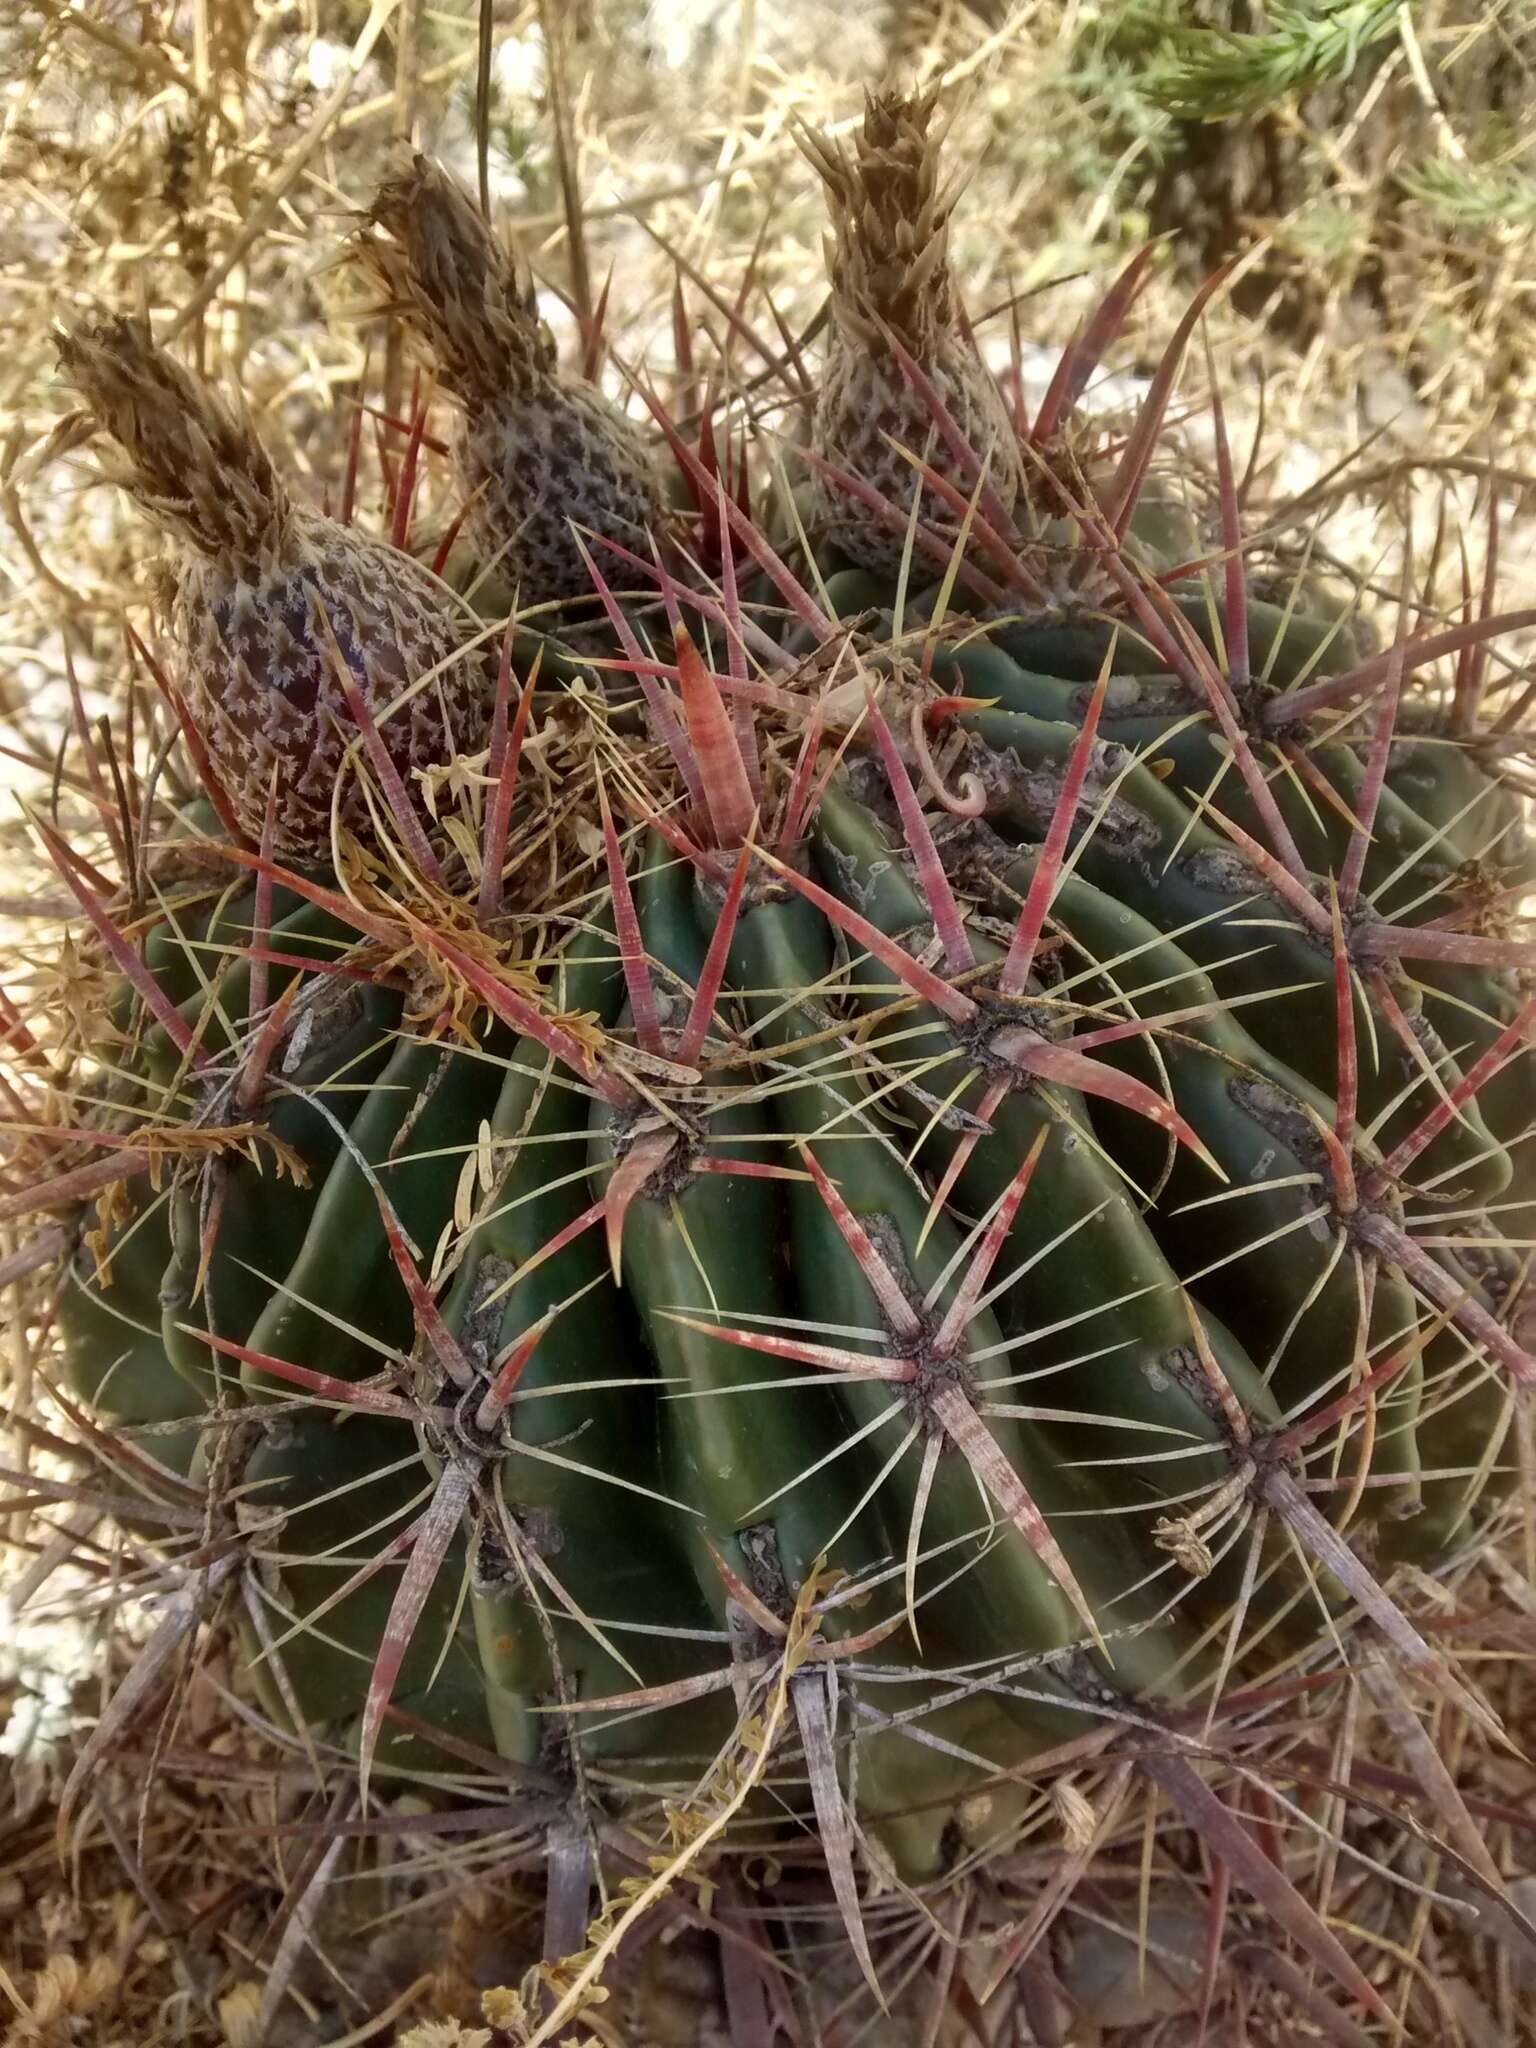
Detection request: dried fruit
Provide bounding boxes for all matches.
[357,155,662,613]
[800,87,1023,573]
[57,316,486,860]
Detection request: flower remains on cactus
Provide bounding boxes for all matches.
[16,91,1536,2036]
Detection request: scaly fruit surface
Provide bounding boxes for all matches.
[357,154,662,612]
[15,107,1536,2041]
[800,87,1024,574]
[56,316,487,861]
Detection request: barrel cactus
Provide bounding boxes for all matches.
[16,89,1535,2039]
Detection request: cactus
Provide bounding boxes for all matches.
[15,103,1536,2036]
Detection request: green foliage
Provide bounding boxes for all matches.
[1399,151,1536,227]
[1275,192,1374,265]
[1136,1,1401,122]
[1047,1,1402,226]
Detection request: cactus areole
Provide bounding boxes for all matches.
[29,95,1535,2027]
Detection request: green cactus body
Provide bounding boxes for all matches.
[60,681,1529,1869]
[56,502,1530,1810]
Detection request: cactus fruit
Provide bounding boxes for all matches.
[54,316,488,862]
[798,87,1025,574]
[17,108,1536,2036]
[356,154,662,613]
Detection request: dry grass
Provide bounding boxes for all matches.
[4,3,1536,2043]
